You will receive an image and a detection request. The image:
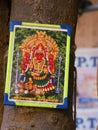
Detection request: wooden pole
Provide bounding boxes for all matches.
[0,0,10,127]
[1,0,78,129]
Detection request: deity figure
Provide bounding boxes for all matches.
[15,31,59,96]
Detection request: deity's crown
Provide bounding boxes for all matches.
[19,31,59,59]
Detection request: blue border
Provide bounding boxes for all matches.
[4,93,15,106]
[60,24,72,36]
[79,98,98,103]
[56,98,68,109]
[10,21,22,31]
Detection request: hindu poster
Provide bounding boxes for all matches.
[4,21,71,109]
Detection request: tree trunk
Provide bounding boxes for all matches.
[1,0,78,130]
[0,0,10,127]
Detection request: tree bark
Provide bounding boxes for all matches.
[1,0,78,130]
[0,0,10,127]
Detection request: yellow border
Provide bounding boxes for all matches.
[64,36,70,97]
[16,101,57,108]
[5,32,14,93]
[22,22,60,28]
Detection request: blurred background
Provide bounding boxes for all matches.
[76,0,98,130]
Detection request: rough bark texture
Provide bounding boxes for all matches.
[1,0,78,130]
[0,0,10,127]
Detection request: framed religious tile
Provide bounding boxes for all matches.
[4,21,71,109]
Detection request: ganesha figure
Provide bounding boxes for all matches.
[16,31,59,96]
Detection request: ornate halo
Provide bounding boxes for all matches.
[19,31,59,59]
